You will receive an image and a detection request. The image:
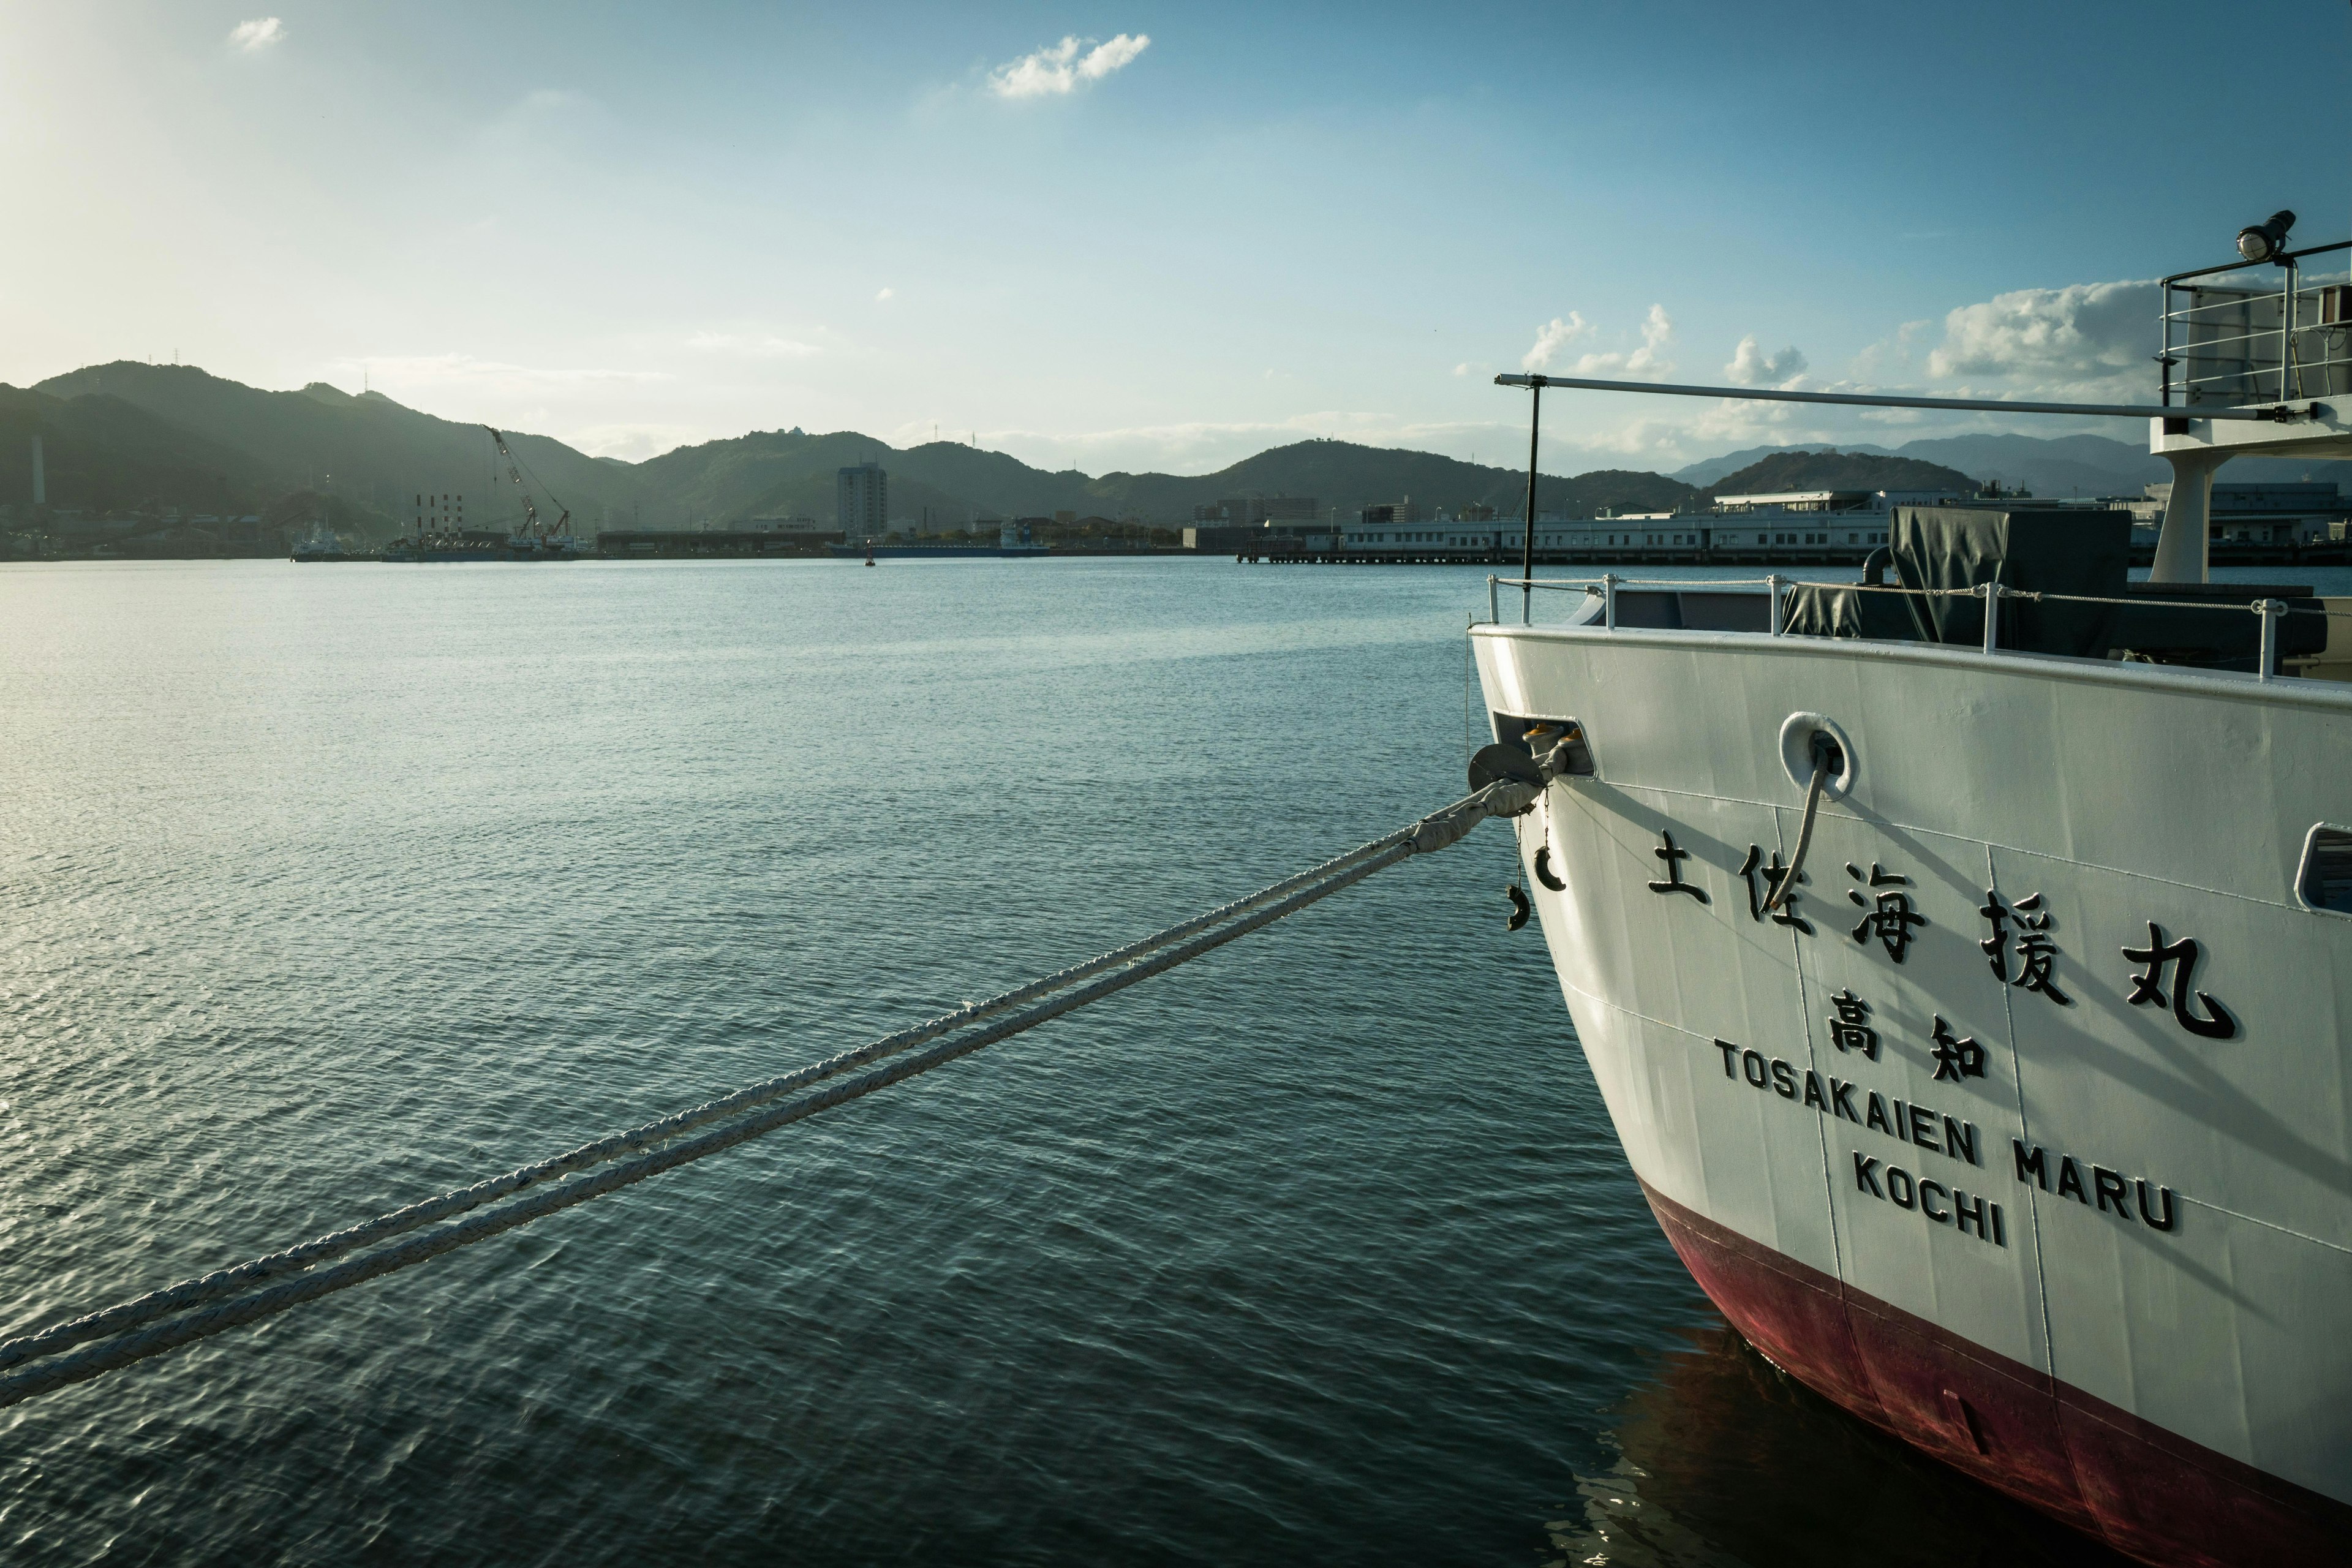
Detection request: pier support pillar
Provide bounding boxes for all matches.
[2151,448,2230,584]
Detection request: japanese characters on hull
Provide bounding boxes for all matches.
[1476,625,2352,1518]
[1531,783,1841,1276]
[1766,818,2054,1379]
[1989,848,2352,1490]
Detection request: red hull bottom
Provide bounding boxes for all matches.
[1640,1180,2349,1568]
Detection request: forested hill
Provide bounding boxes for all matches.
[10,362,1713,526]
[627,431,1700,526]
[32,363,636,524]
[1,360,2062,533]
[1705,450,1975,497]
[1084,442,1696,522]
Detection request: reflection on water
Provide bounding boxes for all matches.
[0,558,2263,1562]
[1550,1324,2135,1567]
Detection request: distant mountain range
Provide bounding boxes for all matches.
[0,362,1697,531]
[1673,432,2352,496]
[6,361,2346,545]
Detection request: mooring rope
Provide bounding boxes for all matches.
[1765,745,1831,913]
[0,780,1537,1412]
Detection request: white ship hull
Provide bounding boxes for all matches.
[1474,619,2352,1565]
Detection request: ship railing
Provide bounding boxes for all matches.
[2161,241,2352,408]
[1484,573,2349,684]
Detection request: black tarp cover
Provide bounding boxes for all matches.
[1890,505,2133,657]
[1784,505,2324,668]
[1781,582,1917,641]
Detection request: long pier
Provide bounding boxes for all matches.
[1237,541,2352,570]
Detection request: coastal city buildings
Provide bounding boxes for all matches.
[2133,480,2352,545]
[1357,499,1426,527]
[837,462,887,543]
[1191,495,1319,524]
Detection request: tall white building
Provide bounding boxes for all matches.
[837,462,887,541]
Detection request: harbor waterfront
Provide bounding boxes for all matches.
[0,556,2230,1566]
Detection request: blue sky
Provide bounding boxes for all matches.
[4,1,2349,474]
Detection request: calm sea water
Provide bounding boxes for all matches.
[5,555,2278,1566]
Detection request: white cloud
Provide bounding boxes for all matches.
[875,287,894,303]
[1077,33,1151,80]
[686,331,820,359]
[1547,279,2174,469]
[1477,277,2188,473]
[1723,334,1807,387]
[1849,319,1931,379]
[1924,279,2155,391]
[1453,363,1470,377]
[1616,304,1675,377]
[988,34,1151,99]
[1526,304,1675,379]
[1521,314,1590,371]
[228,17,284,50]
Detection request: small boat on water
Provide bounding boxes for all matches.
[289,522,363,562]
[1474,214,2352,1566]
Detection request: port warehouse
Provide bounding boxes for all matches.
[598,484,2352,564]
[595,527,843,557]
[15,478,2351,565]
[1206,488,1902,565]
[1196,483,2352,565]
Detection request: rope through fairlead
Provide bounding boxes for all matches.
[1766,744,1831,912]
[0,780,1539,1413]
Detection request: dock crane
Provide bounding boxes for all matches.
[487,427,570,541]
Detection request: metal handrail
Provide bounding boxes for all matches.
[1495,372,2283,422]
[2160,245,2352,407]
[1490,573,2328,610]
[1483,575,2315,682]
[2160,238,2352,288]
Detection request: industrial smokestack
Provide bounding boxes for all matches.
[30,435,43,505]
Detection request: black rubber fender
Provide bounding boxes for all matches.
[1534,844,1566,892]
[1505,882,1532,930]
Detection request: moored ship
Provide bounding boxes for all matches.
[1472,217,2352,1566]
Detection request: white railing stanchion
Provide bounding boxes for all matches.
[1602,573,1619,631]
[2258,599,2280,680]
[1983,582,2001,654]
[1488,575,1499,625]
[1766,574,1784,635]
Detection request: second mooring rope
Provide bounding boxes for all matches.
[0,779,1538,1412]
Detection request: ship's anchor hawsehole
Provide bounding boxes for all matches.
[1469,736,1554,933]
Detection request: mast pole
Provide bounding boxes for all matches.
[1521,380,1541,625]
